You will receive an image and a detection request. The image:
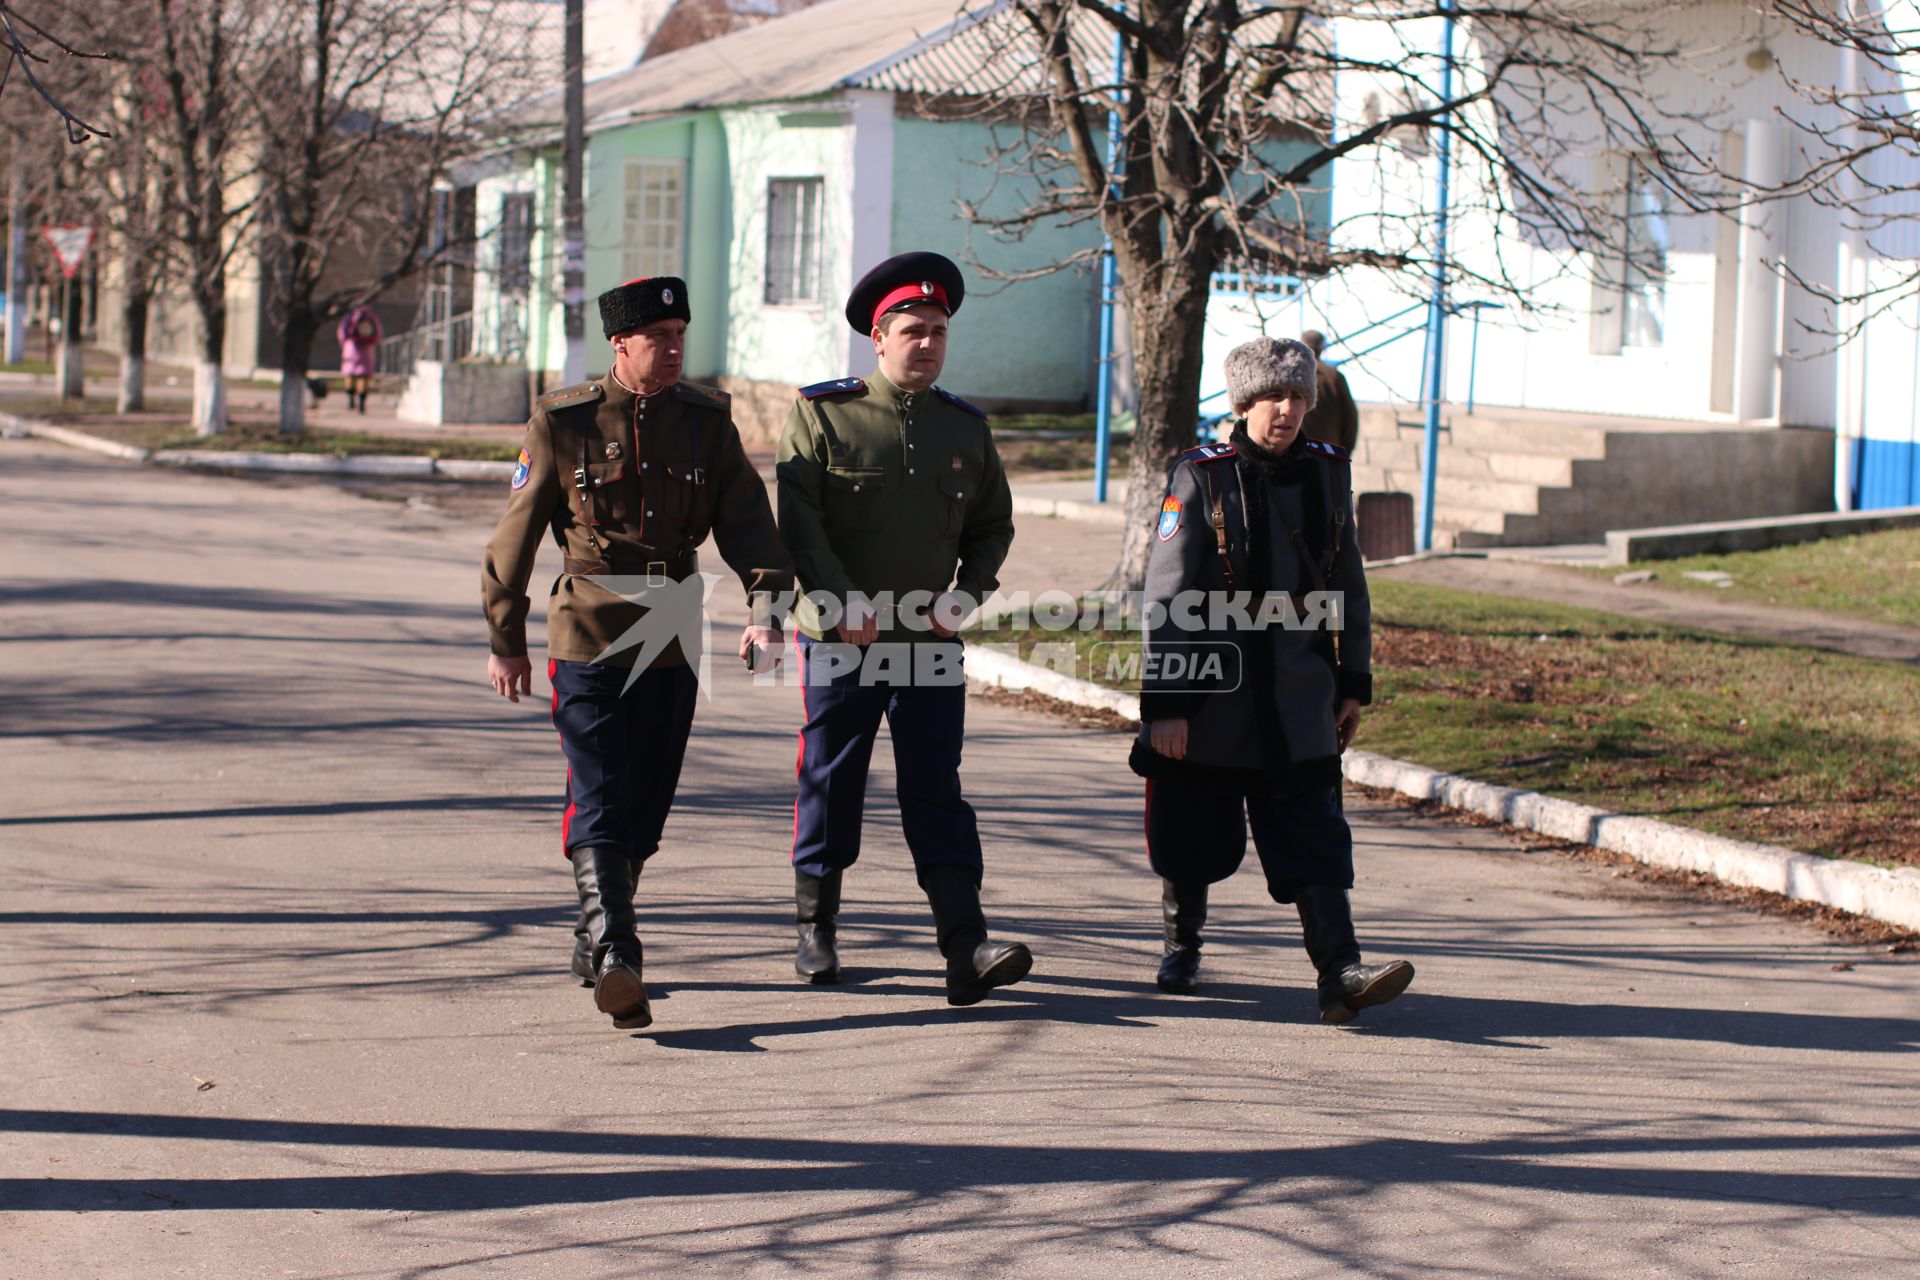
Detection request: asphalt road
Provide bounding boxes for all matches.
[2,438,1916,1278]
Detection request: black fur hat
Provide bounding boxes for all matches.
[598,276,690,338]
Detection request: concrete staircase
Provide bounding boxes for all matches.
[1347,406,1835,548]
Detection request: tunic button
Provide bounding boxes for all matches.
[853,484,861,492]
[642,463,648,470]
[909,468,915,475]
[647,509,654,516]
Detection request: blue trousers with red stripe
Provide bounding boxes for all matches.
[789,635,982,881]
[549,657,699,860]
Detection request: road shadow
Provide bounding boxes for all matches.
[3,1108,1916,1218]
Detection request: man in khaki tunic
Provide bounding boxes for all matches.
[483,276,791,1031]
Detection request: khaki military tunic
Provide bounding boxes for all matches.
[482,376,793,667]
[773,371,1015,643]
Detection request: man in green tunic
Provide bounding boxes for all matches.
[773,251,1031,1007]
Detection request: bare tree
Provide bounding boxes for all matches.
[958,1,1736,591]
[243,0,549,434]
[53,13,175,411]
[141,0,273,435]
[0,0,114,141]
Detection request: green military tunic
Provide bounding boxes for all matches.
[483,376,793,666]
[774,370,1015,643]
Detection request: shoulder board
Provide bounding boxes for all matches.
[799,377,867,401]
[673,380,730,411]
[1181,442,1238,464]
[536,381,605,413]
[1303,437,1350,461]
[933,386,988,419]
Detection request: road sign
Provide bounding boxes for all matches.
[42,225,94,279]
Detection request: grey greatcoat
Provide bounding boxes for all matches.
[1132,434,1372,794]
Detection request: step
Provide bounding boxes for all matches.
[1369,415,1612,459]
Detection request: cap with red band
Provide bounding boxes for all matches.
[844,251,965,334]
[870,279,950,329]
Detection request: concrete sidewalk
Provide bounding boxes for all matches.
[2,436,1918,1276]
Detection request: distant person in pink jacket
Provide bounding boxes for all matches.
[337,305,383,412]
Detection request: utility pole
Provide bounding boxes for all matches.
[5,166,26,365]
[561,0,587,385]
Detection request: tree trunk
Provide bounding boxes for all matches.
[1106,260,1215,596]
[118,290,149,413]
[192,289,227,436]
[277,311,316,435]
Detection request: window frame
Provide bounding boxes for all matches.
[1620,158,1671,350]
[620,158,687,282]
[763,176,825,307]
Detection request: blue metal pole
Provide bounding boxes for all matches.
[1418,1,1457,552]
[1467,304,1483,415]
[1092,27,1126,504]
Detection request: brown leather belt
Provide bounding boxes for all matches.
[563,551,697,582]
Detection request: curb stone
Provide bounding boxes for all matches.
[965,643,1920,932]
[6,414,519,481]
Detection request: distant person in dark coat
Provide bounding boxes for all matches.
[1299,330,1359,453]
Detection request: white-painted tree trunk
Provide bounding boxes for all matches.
[118,355,145,413]
[193,360,228,435]
[278,376,307,435]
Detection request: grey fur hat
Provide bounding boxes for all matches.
[1224,336,1318,412]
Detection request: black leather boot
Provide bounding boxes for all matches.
[794,868,843,984]
[570,854,641,987]
[572,845,651,1029]
[1296,884,1413,1025]
[1156,879,1207,995]
[921,864,1032,1007]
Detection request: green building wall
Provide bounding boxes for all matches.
[888,115,1099,407]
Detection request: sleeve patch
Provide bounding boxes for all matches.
[511,447,531,491]
[1157,494,1183,541]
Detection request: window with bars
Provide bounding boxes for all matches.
[621,159,685,281]
[764,177,824,305]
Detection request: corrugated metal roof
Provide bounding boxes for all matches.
[840,0,1105,98]
[506,0,1325,136]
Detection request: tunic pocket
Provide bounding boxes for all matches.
[581,460,627,523]
[651,454,704,524]
[936,470,968,539]
[824,467,886,532]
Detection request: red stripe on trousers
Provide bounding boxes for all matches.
[549,658,576,860]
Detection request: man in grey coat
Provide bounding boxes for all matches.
[1128,335,1413,1025]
